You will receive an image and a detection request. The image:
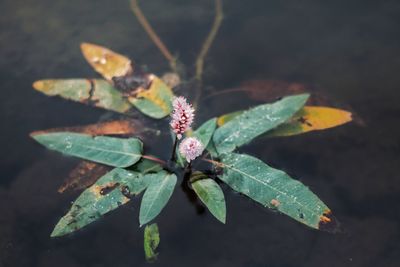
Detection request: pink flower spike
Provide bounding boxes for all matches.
[170,96,195,139]
[179,137,204,163]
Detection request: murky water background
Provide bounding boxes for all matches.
[1,0,400,266]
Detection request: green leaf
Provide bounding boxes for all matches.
[176,118,218,167]
[33,79,131,113]
[218,153,334,230]
[131,158,163,174]
[192,118,217,148]
[139,172,177,226]
[51,168,150,237]
[213,94,309,154]
[32,132,142,168]
[191,173,226,223]
[128,76,174,119]
[144,223,160,262]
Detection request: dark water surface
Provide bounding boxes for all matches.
[1,0,400,266]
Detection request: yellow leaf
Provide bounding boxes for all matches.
[80,43,133,81]
[128,75,174,118]
[267,106,352,137]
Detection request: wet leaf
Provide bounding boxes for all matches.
[217,106,352,137]
[267,106,352,137]
[213,94,309,154]
[128,75,174,119]
[33,79,131,113]
[139,171,177,226]
[80,42,133,81]
[58,161,110,193]
[51,168,151,237]
[32,132,142,168]
[192,118,217,148]
[191,172,226,223]
[144,223,160,262]
[132,158,164,174]
[31,120,141,137]
[217,153,336,230]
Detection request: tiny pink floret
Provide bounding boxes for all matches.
[179,137,204,162]
[170,96,195,139]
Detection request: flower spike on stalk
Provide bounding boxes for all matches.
[170,96,195,139]
[179,137,204,163]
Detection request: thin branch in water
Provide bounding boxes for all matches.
[130,0,178,73]
[195,0,224,81]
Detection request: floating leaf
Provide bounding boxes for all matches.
[132,158,164,174]
[139,171,177,226]
[217,111,242,127]
[213,94,309,154]
[144,223,160,262]
[217,106,352,137]
[80,43,133,81]
[191,172,226,223]
[128,75,174,119]
[32,132,142,168]
[217,153,336,230]
[267,106,352,137]
[58,161,110,193]
[33,79,131,113]
[31,120,141,137]
[192,118,217,148]
[51,168,150,237]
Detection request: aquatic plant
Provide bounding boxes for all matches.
[30,0,353,262]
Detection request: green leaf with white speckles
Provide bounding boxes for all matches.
[191,172,226,223]
[139,172,177,226]
[213,94,309,154]
[32,132,143,168]
[217,153,335,230]
[51,168,150,237]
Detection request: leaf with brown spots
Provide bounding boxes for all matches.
[80,43,133,81]
[51,168,156,237]
[266,106,352,137]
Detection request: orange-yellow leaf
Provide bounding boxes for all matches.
[267,106,352,137]
[81,43,133,81]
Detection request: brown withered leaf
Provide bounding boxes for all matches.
[58,161,110,193]
[30,120,142,137]
[207,79,329,105]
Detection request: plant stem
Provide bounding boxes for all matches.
[170,135,178,162]
[130,0,178,73]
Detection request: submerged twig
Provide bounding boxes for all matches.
[130,0,178,73]
[195,0,223,81]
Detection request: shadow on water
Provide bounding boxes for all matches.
[1,0,400,266]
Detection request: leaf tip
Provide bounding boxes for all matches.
[318,209,341,233]
[32,80,45,91]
